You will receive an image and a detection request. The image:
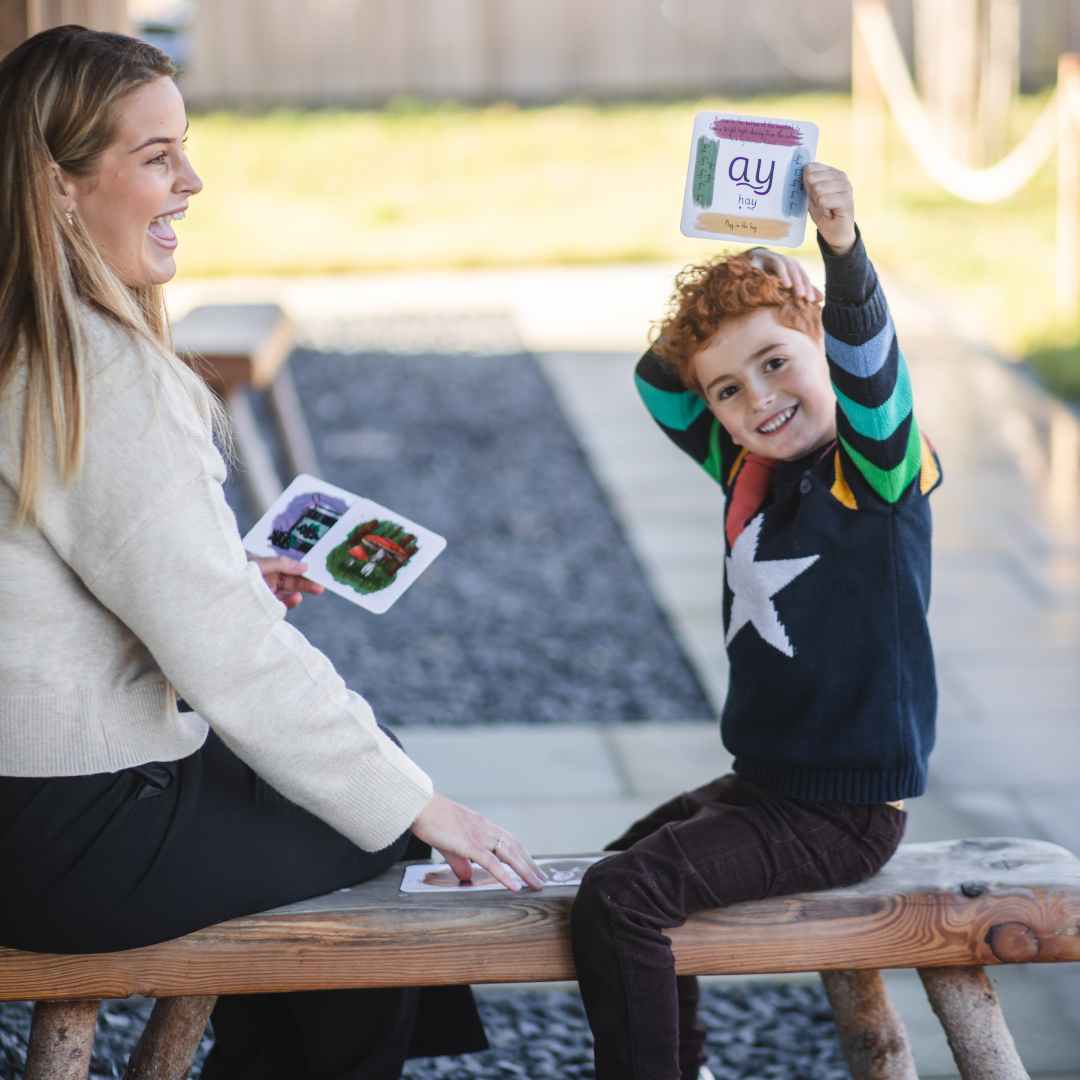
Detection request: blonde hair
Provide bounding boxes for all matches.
[0,25,227,524]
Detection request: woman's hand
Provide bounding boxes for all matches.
[411,792,546,892]
[802,162,857,256]
[247,553,325,609]
[746,247,822,303]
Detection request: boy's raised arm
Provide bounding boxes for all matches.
[806,164,938,505]
[635,349,737,491]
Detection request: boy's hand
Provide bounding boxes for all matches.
[746,248,822,303]
[803,163,856,256]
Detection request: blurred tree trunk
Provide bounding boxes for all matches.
[914,0,1019,165]
[1,0,129,60]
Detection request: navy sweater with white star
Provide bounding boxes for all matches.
[635,232,942,803]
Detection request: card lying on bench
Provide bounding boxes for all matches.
[242,474,446,615]
[680,112,818,248]
[400,855,606,893]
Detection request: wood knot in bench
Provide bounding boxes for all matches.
[986,920,1039,962]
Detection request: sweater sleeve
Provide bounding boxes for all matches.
[634,349,736,492]
[818,228,938,505]
[37,326,433,852]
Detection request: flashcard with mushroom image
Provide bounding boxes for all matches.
[304,498,446,614]
[680,112,819,247]
[242,474,446,614]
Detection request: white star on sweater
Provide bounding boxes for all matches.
[725,514,820,658]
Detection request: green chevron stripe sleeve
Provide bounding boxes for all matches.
[703,417,726,484]
[839,421,923,504]
[634,373,707,431]
[832,359,913,441]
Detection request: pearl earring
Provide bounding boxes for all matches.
[65,210,74,226]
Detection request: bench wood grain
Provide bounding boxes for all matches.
[3,837,1078,1002]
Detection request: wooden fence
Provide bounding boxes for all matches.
[178,0,1076,109]
[0,0,128,58]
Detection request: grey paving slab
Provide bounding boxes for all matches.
[607,722,733,799]
[948,660,1080,713]
[1025,785,1080,858]
[625,518,726,569]
[399,724,624,802]
[900,792,982,844]
[929,606,1080,650]
[936,786,1042,839]
[644,561,726,621]
[664,611,729,713]
[937,642,1080,667]
[464,796,658,854]
[930,695,1080,787]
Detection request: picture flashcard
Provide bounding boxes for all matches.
[680,112,819,248]
[400,855,607,894]
[241,474,446,615]
[243,474,357,562]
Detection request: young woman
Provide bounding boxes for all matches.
[0,26,543,1079]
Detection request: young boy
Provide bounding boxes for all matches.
[570,163,941,1080]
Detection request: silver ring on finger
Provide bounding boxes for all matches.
[492,837,503,855]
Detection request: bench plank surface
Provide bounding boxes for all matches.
[171,301,318,512]
[2,838,1078,1001]
[172,303,294,394]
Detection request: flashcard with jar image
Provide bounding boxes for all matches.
[680,112,819,247]
[242,474,446,614]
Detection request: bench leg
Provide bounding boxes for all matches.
[820,969,917,1079]
[268,366,320,479]
[227,391,284,514]
[918,966,1029,1079]
[122,995,217,1080]
[24,998,100,1080]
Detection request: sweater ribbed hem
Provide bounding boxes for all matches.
[732,757,927,804]
[0,682,208,777]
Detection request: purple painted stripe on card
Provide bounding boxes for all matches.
[710,118,802,146]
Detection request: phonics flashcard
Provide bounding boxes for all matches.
[400,856,606,894]
[680,112,819,248]
[242,474,446,614]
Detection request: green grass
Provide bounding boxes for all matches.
[179,91,1078,399]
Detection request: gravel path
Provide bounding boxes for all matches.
[1,982,849,1079]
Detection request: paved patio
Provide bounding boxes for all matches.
[168,260,1080,1078]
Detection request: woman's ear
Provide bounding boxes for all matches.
[49,162,77,218]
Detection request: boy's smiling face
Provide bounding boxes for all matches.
[692,307,837,462]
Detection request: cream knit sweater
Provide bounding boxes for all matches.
[0,307,433,851]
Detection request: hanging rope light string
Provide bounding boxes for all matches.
[853,0,1060,205]
[1065,60,1080,117]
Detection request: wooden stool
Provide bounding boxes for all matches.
[172,303,319,512]
[4,837,1078,1079]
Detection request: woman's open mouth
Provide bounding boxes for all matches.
[147,209,185,250]
[756,404,798,436]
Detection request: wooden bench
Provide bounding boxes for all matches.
[3,837,1079,1079]
[172,302,319,512]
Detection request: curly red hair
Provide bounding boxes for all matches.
[650,253,822,391]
